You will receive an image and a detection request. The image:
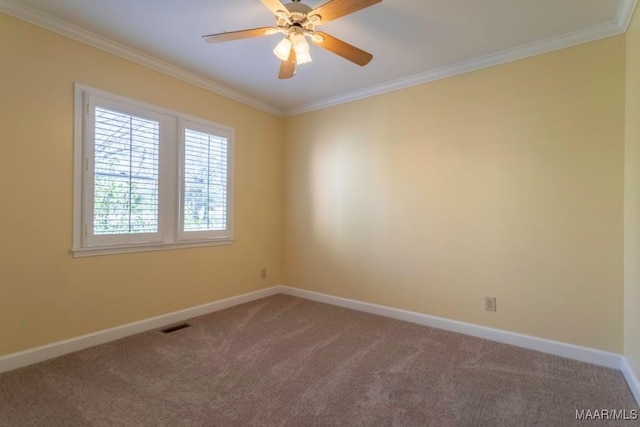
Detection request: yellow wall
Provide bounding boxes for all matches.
[284,36,626,352]
[0,9,632,358]
[625,5,640,378]
[0,14,284,356]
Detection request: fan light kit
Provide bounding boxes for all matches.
[202,0,382,79]
[273,33,312,65]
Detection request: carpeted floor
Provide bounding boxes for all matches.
[0,294,638,426]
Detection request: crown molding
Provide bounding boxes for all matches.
[2,0,635,118]
[618,0,639,30]
[0,0,285,117]
[284,1,635,117]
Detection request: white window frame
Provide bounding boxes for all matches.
[178,119,234,242]
[72,84,234,257]
[84,95,166,247]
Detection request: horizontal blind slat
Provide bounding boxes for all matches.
[93,106,160,236]
[183,128,228,232]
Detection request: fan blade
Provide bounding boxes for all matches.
[279,49,296,79]
[202,27,275,43]
[311,32,373,66]
[311,0,381,23]
[260,0,290,17]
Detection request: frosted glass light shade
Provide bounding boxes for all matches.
[273,38,292,61]
[292,34,312,65]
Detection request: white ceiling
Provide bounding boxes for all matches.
[2,0,636,115]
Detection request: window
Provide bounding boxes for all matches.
[73,84,234,257]
[180,123,229,239]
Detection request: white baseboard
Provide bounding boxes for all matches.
[621,357,640,406]
[0,286,283,374]
[280,286,622,370]
[0,284,627,381]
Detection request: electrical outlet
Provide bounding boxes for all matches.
[485,297,497,312]
[261,268,267,280]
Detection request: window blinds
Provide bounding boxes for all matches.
[93,107,159,235]
[183,128,228,232]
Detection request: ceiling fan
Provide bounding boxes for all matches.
[202,0,382,79]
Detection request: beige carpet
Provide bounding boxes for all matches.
[0,294,638,426]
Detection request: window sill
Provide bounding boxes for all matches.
[70,239,234,258]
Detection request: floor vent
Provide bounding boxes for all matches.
[161,323,191,334]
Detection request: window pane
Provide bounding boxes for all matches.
[184,128,228,232]
[94,107,159,235]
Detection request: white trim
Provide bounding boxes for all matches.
[83,94,165,248]
[617,0,639,31]
[279,286,622,369]
[72,85,85,251]
[621,357,640,405]
[1,0,637,118]
[72,83,235,257]
[284,19,627,116]
[70,238,234,257]
[0,0,283,117]
[0,286,284,374]
[177,119,234,243]
[0,283,634,397]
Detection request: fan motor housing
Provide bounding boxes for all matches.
[277,1,318,32]
[286,2,312,19]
